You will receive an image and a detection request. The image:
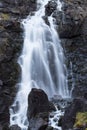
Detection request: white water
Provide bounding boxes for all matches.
[10,0,71,130]
[49,105,64,130]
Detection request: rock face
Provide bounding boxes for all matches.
[0,0,37,128]
[27,88,50,130]
[45,1,57,16]
[54,0,87,129]
[10,125,21,130]
[62,97,87,130]
[54,0,87,97]
[44,0,87,97]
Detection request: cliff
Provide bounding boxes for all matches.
[0,0,87,129]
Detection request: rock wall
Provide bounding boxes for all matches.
[55,0,87,129]
[0,0,37,129]
[56,0,87,97]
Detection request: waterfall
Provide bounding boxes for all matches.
[10,0,71,130]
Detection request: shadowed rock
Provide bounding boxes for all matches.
[62,98,87,130]
[27,88,55,130]
[45,1,57,16]
[10,125,21,130]
[27,88,49,119]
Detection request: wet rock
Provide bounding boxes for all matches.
[3,124,10,130]
[10,125,21,130]
[0,0,24,128]
[45,1,57,16]
[29,117,48,130]
[62,98,87,130]
[45,126,53,130]
[56,0,87,38]
[51,95,63,101]
[28,88,53,130]
[27,88,49,119]
[58,116,63,127]
[53,0,87,98]
[49,101,56,112]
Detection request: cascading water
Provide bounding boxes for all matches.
[10,0,71,130]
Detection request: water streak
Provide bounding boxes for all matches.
[10,0,71,129]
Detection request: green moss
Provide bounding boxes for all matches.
[0,13,10,20]
[74,112,87,128]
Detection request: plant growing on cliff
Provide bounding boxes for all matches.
[74,112,87,130]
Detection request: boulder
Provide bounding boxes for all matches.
[27,88,49,119]
[27,88,53,130]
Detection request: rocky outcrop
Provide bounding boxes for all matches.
[45,1,57,16]
[53,0,87,129]
[62,97,87,130]
[27,88,49,119]
[27,88,54,130]
[44,0,87,97]
[0,0,37,128]
[54,0,87,97]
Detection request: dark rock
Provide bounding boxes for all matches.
[54,0,87,98]
[58,116,63,127]
[62,98,87,130]
[0,0,37,129]
[28,88,50,130]
[0,124,3,130]
[10,125,21,130]
[27,88,49,119]
[49,101,56,112]
[46,126,53,130]
[56,4,86,38]
[3,124,10,130]
[39,125,48,130]
[4,21,22,32]
[28,116,48,130]
[54,0,87,39]
[84,93,87,99]
[45,1,57,16]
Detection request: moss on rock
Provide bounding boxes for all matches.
[74,112,87,129]
[0,13,10,20]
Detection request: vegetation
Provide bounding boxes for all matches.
[74,112,87,129]
[0,13,10,20]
